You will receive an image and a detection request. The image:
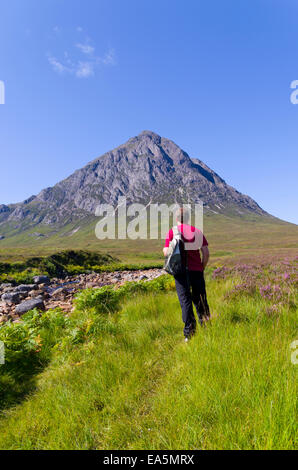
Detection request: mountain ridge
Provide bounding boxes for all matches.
[0,130,269,238]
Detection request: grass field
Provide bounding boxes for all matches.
[0,258,296,450]
[0,213,297,265]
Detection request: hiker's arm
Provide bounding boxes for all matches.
[163,230,172,257]
[201,245,209,270]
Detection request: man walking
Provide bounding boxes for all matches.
[163,208,210,341]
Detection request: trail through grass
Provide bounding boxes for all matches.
[0,271,296,450]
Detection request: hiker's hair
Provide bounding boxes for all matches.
[176,207,190,224]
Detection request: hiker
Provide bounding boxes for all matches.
[163,207,210,342]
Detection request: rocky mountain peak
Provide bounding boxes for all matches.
[0,131,267,235]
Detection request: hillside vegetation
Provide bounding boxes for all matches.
[0,249,164,284]
[0,257,296,450]
[0,212,297,267]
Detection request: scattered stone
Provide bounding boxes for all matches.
[0,268,165,323]
[85,282,98,289]
[18,292,28,300]
[14,284,37,293]
[35,289,45,296]
[39,284,50,291]
[1,292,20,304]
[33,275,50,285]
[2,287,14,293]
[28,290,37,297]
[15,298,45,315]
[51,287,68,297]
[0,283,13,289]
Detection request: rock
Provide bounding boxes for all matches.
[51,287,67,297]
[33,275,50,285]
[0,205,10,214]
[0,283,13,290]
[18,292,29,300]
[85,282,98,288]
[27,290,47,300]
[35,289,45,295]
[15,298,45,315]
[28,290,37,297]
[0,267,166,324]
[1,292,20,304]
[2,287,14,293]
[0,235,5,240]
[14,284,37,293]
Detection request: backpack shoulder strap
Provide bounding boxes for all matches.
[172,225,179,238]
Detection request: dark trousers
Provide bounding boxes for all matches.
[174,270,210,338]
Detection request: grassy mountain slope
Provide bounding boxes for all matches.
[0,212,297,265]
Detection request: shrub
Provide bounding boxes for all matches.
[74,274,174,314]
[0,309,71,364]
[0,252,163,283]
[0,250,119,282]
[0,275,174,377]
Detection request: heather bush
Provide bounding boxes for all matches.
[213,257,297,311]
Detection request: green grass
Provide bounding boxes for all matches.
[0,213,297,264]
[0,249,164,283]
[0,274,296,450]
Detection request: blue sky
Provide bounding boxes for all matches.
[0,0,297,223]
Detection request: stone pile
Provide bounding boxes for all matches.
[0,268,164,324]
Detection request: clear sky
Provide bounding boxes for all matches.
[0,0,297,224]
